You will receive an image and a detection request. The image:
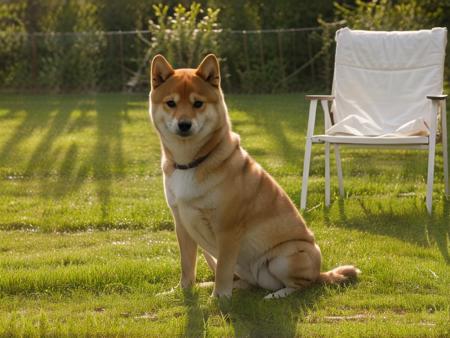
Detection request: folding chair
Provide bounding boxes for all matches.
[300,27,448,214]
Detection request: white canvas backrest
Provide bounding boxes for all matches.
[332,27,447,136]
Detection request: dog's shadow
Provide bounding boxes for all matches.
[182,284,333,337]
[182,288,206,338]
[228,286,325,337]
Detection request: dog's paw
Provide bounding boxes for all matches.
[209,290,232,312]
[156,280,195,297]
[211,288,232,299]
[263,287,296,300]
[180,278,195,289]
[156,287,177,297]
[197,281,215,289]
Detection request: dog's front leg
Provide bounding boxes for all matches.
[173,207,198,288]
[212,231,241,298]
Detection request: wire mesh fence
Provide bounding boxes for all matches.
[0,27,334,93]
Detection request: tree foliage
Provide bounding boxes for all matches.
[0,0,447,92]
[335,0,443,30]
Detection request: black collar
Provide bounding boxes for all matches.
[174,154,209,170]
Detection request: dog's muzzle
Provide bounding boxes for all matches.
[177,120,192,137]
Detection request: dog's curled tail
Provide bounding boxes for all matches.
[318,265,361,284]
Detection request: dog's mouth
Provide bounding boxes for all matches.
[176,130,192,137]
[163,118,205,139]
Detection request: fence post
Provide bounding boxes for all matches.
[118,31,125,90]
[277,31,286,89]
[242,31,250,73]
[291,30,296,70]
[307,34,316,84]
[30,33,38,89]
[258,31,265,69]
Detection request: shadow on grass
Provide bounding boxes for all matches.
[331,197,450,263]
[428,198,450,263]
[181,284,330,338]
[23,100,75,177]
[90,97,127,221]
[228,286,324,337]
[229,95,305,168]
[0,98,55,164]
[0,94,134,223]
[182,288,207,338]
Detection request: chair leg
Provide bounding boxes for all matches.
[443,139,449,197]
[441,100,449,196]
[325,142,331,207]
[334,144,344,197]
[300,139,313,210]
[426,101,439,214]
[426,142,436,214]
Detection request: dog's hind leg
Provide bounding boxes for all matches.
[233,278,251,290]
[203,250,247,289]
[261,240,322,299]
[196,253,216,290]
[203,250,217,272]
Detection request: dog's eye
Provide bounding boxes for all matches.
[193,100,203,108]
[166,100,176,108]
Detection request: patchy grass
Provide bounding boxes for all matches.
[0,93,449,336]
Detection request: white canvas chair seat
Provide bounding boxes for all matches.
[300,27,448,214]
[326,115,430,137]
[311,134,428,145]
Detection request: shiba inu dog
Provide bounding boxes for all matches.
[149,54,360,299]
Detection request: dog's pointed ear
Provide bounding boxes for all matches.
[150,55,174,89]
[196,54,220,87]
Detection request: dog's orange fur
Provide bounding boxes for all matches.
[149,54,360,298]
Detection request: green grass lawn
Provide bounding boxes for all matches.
[0,93,449,337]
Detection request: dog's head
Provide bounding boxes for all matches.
[149,54,228,141]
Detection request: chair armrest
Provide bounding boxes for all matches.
[305,95,334,128]
[305,95,334,101]
[427,94,447,100]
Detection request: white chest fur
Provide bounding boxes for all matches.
[166,168,224,204]
[167,168,201,201]
[165,168,220,255]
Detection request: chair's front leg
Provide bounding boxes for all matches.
[300,99,318,210]
[301,138,313,210]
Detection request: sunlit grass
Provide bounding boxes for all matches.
[0,93,449,336]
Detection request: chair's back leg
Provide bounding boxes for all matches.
[334,144,344,197]
[426,101,439,214]
[441,100,449,196]
[426,143,436,214]
[325,142,331,207]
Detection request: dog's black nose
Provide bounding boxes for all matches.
[178,120,192,133]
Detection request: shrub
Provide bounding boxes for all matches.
[0,2,28,88]
[39,1,105,91]
[146,2,221,68]
[335,0,442,30]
